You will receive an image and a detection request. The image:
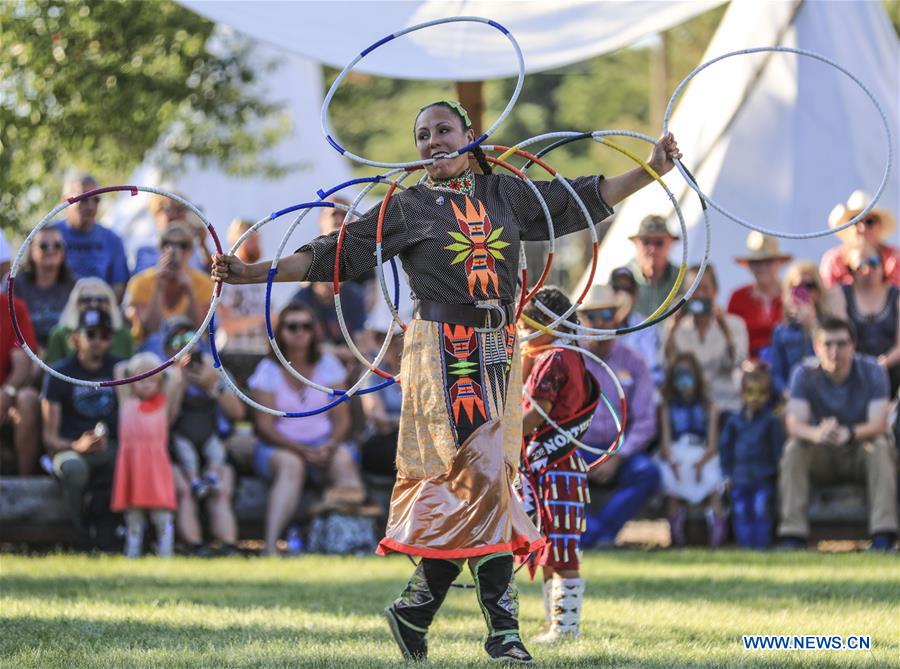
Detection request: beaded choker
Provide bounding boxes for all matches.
[425,168,475,196]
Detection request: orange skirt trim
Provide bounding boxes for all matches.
[376,533,547,560]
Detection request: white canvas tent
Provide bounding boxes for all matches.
[583,0,900,296]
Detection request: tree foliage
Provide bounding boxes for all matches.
[0,0,289,234]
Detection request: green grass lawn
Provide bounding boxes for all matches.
[1,550,897,668]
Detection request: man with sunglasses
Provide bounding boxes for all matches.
[625,215,681,318]
[53,173,130,303]
[41,308,122,542]
[576,285,660,548]
[779,317,897,551]
[125,223,213,346]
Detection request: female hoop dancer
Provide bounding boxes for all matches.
[213,100,681,663]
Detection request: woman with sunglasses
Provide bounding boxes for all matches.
[213,100,681,663]
[133,192,213,275]
[125,222,214,346]
[769,261,831,397]
[45,277,133,364]
[819,191,899,289]
[830,245,900,394]
[247,303,362,557]
[15,228,75,350]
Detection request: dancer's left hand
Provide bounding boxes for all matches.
[647,132,682,176]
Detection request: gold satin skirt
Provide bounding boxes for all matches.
[376,318,544,559]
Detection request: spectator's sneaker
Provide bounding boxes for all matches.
[190,478,210,500]
[39,455,54,476]
[189,543,215,558]
[868,533,897,551]
[485,633,534,664]
[777,537,807,550]
[384,605,427,661]
[216,543,242,557]
[202,471,220,492]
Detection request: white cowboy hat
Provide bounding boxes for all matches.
[828,190,896,242]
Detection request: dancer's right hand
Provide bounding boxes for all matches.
[211,254,248,284]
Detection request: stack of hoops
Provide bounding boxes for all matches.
[8,18,892,484]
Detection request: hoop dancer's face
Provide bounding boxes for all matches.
[415,105,474,180]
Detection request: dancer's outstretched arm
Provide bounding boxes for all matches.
[598,132,682,206]
[211,249,312,285]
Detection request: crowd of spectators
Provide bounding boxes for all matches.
[1,176,897,554]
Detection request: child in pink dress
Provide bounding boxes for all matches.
[111,353,185,557]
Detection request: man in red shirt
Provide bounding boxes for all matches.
[1,292,41,475]
[728,232,792,359]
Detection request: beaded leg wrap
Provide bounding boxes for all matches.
[471,553,533,664]
[534,577,585,643]
[385,558,462,661]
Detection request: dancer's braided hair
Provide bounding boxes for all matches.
[471,144,493,175]
[523,285,580,335]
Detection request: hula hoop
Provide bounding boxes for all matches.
[321,16,525,169]
[519,131,712,340]
[510,130,689,340]
[7,186,222,387]
[664,46,893,239]
[522,342,626,470]
[262,175,409,387]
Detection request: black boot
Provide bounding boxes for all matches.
[385,558,462,661]
[471,553,534,664]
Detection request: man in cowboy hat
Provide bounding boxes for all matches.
[626,215,682,318]
[576,285,660,548]
[727,231,793,359]
[819,190,899,289]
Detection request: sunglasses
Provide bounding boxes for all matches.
[78,196,101,206]
[637,238,667,248]
[161,240,191,250]
[794,281,818,291]
[78,295,110,306]
[584,308,618,322]
[857,216,880,227]
[37,241,65,253]
[82,328,112,341]
[167,331,195,349]
[850,255,882,272]
[283,321,314,333]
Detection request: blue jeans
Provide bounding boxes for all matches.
[732,483,775,549]
[582,453,661,547]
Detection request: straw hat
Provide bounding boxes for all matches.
[828,190,896,242]
[735,231,793,266]
[628,214,679,241]
[576,284,632,323]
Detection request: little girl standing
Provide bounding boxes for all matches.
[656,352,727,547]
[111,353,185,557]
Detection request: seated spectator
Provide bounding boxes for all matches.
[45,278,134,364]
[125,222,213,346]
[609,267,663,386]
[769,261,830,397]
[41,308,123,537]
[53,172,130,302]
[1,293,40,475]
[215,218,270,386]
[359,317,403,481]
[778,317,897,551]
[14,227,76,350]
[625,215,681,318]
[163,319,242,555]
[247,303,362,556]
[663,263,748,413]
[820,191,899,288]
[719,362,784,549]
[727,232,791,359]
[133,192,211,275]
[829,244,900,395]
[656,352,727,547]
[575,285,661,548]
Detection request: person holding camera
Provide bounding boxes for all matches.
[124,222,213,346]
[663,263,748,414]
